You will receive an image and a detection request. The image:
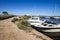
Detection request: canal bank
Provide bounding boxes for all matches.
[31,29,53,40]
[31,25,60,40]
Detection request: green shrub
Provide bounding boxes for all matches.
[0,15,15,20]
[2,11,8,15]
[18,25,27,29]
[18,19,32,31]
[20,20,31,27]
[23,15,31,20]
[12,18,18,22]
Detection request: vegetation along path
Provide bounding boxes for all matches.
[0,17,52,40]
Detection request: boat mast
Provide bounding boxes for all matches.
[53,3,57,16]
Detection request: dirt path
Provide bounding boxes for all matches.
[0,17,53,40]
[0,17,42,40]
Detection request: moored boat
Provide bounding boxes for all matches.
[28,17,60,33]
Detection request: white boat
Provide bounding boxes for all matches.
[28,17,43,27]
[28,17,60,32]
[39,23,60,32]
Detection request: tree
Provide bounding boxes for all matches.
[2,11,8,15]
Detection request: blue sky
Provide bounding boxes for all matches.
[0,0,60,16]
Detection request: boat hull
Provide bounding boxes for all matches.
[31,25,60,32]
[31,25,60,39]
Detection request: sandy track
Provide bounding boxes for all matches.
[0,17,43,40]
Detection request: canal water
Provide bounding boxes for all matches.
[32,18,60,40]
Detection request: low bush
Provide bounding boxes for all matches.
[20,20,31,27]
[12,15,32,32]
[0,15,15,20]
[11,18,19,22]
[23,15,31,20]
[18,19,32,31]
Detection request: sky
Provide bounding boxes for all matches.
[0,0,60,16]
